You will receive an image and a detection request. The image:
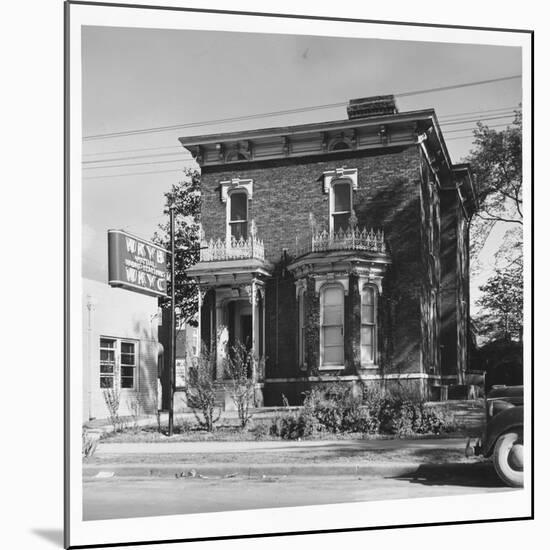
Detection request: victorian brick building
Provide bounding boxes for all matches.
[181,96,477,406]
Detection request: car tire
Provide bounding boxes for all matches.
[493,430,524,488]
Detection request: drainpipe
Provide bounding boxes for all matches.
[86,294,98,421]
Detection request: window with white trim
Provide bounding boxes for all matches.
[360,286,377,365]
[228,190,248,241]
[99,337,137,389]
[320,284,345,367]
[330,179,352,233]
[298,287,306,367]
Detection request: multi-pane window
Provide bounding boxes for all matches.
[298,288,306,367]
[321,285,345,367]
[361,286,377,364]
[229,191,248,241]
[331,180,352,233]
[120,342,136,388]
[100,338,116,388]
[99,338,137,389]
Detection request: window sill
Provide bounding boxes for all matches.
[359,364,379,370]
[319,365,346,371]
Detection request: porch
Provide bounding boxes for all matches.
[187,226,273,399]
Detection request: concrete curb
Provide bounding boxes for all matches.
[83,461,492,480]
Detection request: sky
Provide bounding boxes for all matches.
[81,25,523,306]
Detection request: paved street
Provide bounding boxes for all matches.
[83,467,515,521]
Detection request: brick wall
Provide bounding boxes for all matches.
[200,146,426,381]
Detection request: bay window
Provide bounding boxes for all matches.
[320,284,345,368]
[361,286,377,365]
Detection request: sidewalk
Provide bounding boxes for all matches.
[83,437,487,480]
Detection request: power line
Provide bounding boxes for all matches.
[81,121,509,179]
[82,74,521,141]
[83,168,187,180]
[439,113,516,127]
[437,105,519,120]
[81,106,521,160]
[445,123,511,140]
[82,111,518,167]
[82,151,190,165]
[83,145,182,157]
[83,158,196,171]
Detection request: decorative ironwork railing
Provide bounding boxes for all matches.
[200,235,266,262]
[295,226,386,258]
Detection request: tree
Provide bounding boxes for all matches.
[475,257,523,343]
[467,110,522,226]
[153,168,201,325]
[467,110,522,274]
[466,109,524,344]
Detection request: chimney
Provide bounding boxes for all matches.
[347,95,398,120]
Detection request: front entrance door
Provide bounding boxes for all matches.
[240,314,253,377]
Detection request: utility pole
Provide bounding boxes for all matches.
[168,204,176,436]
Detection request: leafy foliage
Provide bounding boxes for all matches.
[476,257,523,342]
[268,384,452,439]
[466,110,524,343]
[467,111,522,226]
[153,168,201,325]
[102,387,123,431]
[184,348,221,432]
[224,341,256,429]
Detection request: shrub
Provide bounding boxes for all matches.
[102,387,123,431]
[82,430,100,458]
[185,348,221,432]
[126,393,143,431]
[224,341,256,429]
[250,421,271,440]
[269,394,321,440]
[176,417,194,434]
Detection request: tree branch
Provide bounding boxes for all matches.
[476,212,523,225]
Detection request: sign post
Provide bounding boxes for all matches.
[168,205,176,436]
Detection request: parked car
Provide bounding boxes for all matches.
[465,385,524,488]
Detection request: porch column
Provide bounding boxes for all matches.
[196,287,203,357]
[215,298,228,380]
[251,279,257,381]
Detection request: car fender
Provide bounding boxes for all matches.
[481,405,524,457]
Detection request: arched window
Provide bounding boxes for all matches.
[228,191,248,241]
[298,286,306,367]
[330,179,352,233]
[361,286,377,365]
[320,284,345,367]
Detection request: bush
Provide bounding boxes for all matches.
[250,421,271,440]
[82,430,100,458]
[185,348,221,432]
[269,395,322,440]
[224,341,256,429]
[102,387,123,431]
[267,384,456,440]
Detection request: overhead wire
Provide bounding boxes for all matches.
[81,120,512,179]
[82,106,519,161]
[81,114,518,171]
[82,74,521,141]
